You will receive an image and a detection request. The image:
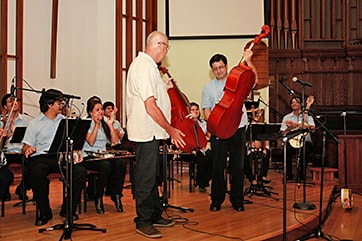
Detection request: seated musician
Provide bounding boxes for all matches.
[1,94,31,200]
[245,102,270,186]
[188,102,211,192]
[244,140,271,188]
[82,97,127,214]
[0,125,14,201]
[280,96,315,181]
[103,101,125,143]
[22,89,87,226]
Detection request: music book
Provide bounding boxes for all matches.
[48,118,91,153]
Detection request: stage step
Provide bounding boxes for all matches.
[310,167,338,186]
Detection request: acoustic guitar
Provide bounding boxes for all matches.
[288,95,314,148]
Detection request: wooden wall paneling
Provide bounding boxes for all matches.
[338,134,362,193]
[269,0,276,49]
[248,41,269,90]
[276,0,282,49]
[283,0,289,49]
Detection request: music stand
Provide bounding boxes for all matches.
[39,117,106,239]
[245,123,281,200]
[9,127,26,144]
[160,142,194,213]
[48,119,90,154]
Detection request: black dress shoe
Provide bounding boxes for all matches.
[111,194,123,212]
[210,204,221,212]
[15,186,29,201]
[232,205,245,212]
[59,210,79,221]
[95,197,105,214]
[35,212,53,226]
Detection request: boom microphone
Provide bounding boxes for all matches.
[292,77,313,87]
[279,77,295,96]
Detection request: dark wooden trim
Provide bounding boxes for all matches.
[15,0,24,112]
[1,0,8,96]
[115,0,122,121]
[50,0,58,79]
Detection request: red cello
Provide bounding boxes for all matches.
[159,65,207,153]
[207,25,270,139]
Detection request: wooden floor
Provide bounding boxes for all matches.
[1,165,361,241]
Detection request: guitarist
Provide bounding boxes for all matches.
[280,96,315,182]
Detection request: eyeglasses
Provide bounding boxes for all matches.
[157,41,170,50]
[212,65,226,72]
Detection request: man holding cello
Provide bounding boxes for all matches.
[202,50,258,212]
[126,31,185,239]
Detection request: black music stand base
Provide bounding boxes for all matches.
[160,196,194,213]
[39,220,106,240]
[244,183,279,201]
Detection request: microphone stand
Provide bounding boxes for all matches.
[281,129,309,240]
[293,81,315,210]
[296,110,339,241]
[258,97,284,120]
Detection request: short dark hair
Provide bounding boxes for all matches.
[1,93,11,108]
[103,101,114,110]
[209,54,227,68]
[39,89,63,113]
[290,96,302,105]
[189,102,199,109]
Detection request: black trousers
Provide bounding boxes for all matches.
[5,154,31,191]
[134,139,162,229]
[0,167,14,199]
[210,127,246,207]
[82,157,127,198]
[28,154,87,216]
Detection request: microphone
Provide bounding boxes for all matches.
[62,93,81,100]
[279,77,295,96]
[292,77,312,87]
[23,112,35,119]
[10,78,16,99]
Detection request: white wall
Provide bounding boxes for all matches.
[8,0,116,117]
